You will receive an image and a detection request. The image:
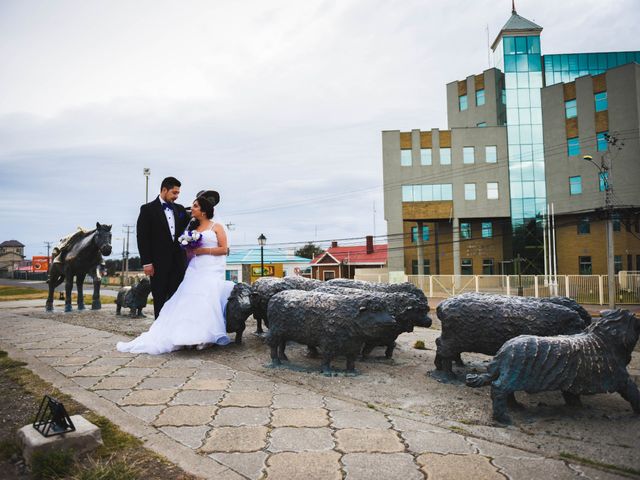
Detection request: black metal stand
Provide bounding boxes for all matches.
[33,395,75,437]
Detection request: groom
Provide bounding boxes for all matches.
[137,176,190,318]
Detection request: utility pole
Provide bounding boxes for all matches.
[584,133,620,308]
[123,225,135,285]
[44,241,53,260]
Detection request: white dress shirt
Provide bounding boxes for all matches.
[159,196,176,240]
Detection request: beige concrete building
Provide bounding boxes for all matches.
[382,7,640,276]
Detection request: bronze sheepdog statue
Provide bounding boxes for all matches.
[466,309,640,423]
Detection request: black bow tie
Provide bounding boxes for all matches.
[162,203,174,211]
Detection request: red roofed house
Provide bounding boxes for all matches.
[310,236,387,281]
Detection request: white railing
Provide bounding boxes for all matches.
[400,273,640,305]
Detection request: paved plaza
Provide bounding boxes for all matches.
[0,301,636,479]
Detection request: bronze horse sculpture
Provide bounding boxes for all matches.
[46,223,113,312]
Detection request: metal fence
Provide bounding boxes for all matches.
[399,274,640,305]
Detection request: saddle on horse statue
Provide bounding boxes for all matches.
[51,227,91,264]
[46,223,112,312]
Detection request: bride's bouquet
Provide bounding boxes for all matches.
[178,230,203,250]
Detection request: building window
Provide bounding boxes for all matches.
[459,94,468,111]
[565,99,577,118]
[463,146,475,164]
[578,217,590,235]
[567,137,580,156]
[481,222,493,238]
[460,223,471,239]
[569,176,582,195]
[402,184,453,202]
[411,259,430,275]
[487,182,499,199]
[579,256,592,275]
[440,147,451,165]
[595,91,608,112]
[477,122,487,127]
[323,270,336,281]
[612,213,621,232]
[411,226,430,243]
[614,255,622,274]
[599,172,609,192]
[476,89,485,106]
[597,131,608,151]
[400,149,412,166]
[464,183,476,200]
[482,258,494,275]
[461,258,473,275]
[486,145,497,163]
[420,148,432,165]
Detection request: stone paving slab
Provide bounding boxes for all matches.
[269,427,334,452]
[0,309,631,480]
[342,453,423,480]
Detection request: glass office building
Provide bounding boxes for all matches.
[492,12,546,270]
[544,51,640,86]
[492,9,639,272]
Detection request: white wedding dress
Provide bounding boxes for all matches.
[116,224,235,355]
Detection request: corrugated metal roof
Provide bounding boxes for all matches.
[501,12,542,32]
[227,248,311,265]
[491,12,542,50]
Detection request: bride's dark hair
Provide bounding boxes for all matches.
[196,196,214,219]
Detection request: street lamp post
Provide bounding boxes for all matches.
[583,154,615,308]
[258,234,266,277]
[143,168,151,203]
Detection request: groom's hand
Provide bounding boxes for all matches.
[143,264,155,276]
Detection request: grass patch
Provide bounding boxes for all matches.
[559,452,640,477]
[413,340,427,350]
[84,414,142,456]
[0,350,196,479]
[0,285,116,304]
[31,449,75,479]
[0,439,21,461]
[71,455,142,480]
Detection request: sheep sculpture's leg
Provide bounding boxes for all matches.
[278,341,288,361]
[491,386,512,424]
[361,343,375,359]
[562,391,583,407]
[270,344,281,366]
[507,393,525,410]
[618,377,640,413]
[321,353,333,376]
[345,355,356,372]
[384,341,396,359]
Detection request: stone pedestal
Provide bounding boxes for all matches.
[17,415,103,465]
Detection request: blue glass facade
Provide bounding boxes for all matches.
[502,34,546,228]
[543,51,640,86]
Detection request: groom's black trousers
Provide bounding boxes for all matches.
[151,262,185,319]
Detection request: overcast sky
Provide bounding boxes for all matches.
[1,0,638,259]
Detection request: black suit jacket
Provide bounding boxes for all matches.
[136,198,190,274]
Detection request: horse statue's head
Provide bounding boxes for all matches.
[95,223,113,256]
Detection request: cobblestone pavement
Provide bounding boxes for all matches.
[0,306,631,480]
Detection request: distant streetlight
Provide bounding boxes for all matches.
[258,234,266,277]
[143,168,151,203]
[583,154,615,308]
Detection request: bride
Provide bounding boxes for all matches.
[116,190,234,355]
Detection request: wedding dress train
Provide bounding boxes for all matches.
[116,226,234,355]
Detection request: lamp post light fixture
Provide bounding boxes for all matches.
[258,234,266,277]
[583,154,615,308]
[143,168,151,203]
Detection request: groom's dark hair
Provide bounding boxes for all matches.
[160,177,181,191]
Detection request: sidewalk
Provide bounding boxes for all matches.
[0,305,633,479]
